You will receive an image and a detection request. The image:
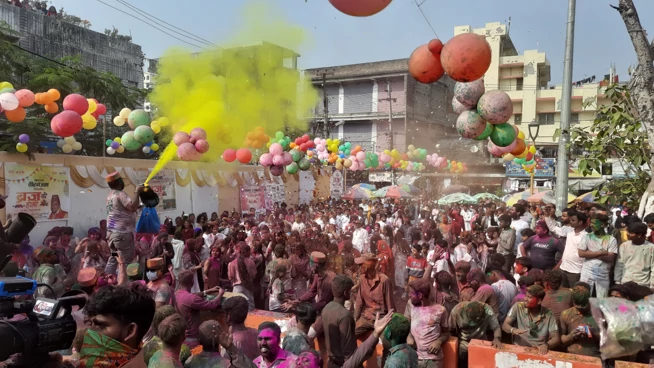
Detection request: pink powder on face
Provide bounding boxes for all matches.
[259,328,280,354]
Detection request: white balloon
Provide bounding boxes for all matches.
[64,136,76,144]
[142,146,151,154]
[106,147,116,155]
[0,93,19,111]
[72,142,82,151]
[56,139,65,148]
[62,144,73,153]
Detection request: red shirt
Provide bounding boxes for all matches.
[406,256,428,278]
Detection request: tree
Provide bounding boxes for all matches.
[559,84,651,208]
[0,25,147,158]
[610,0,654,217]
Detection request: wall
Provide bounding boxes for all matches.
[0,3,144,87]
[0,153,331,245]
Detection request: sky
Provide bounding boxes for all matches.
[53,0,654,85]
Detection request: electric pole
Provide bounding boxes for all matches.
[379,79,397,184]
[320,72,334,137]
[555,0,576,214]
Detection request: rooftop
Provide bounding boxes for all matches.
[305,59,409,81]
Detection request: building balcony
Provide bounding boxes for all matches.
[310,111,405,122]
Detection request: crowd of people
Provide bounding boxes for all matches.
[4,171,654,367]
[8,0,58,16]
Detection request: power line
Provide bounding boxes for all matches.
[412,0,438,38]
[114,0,220,49]
[94,0,208,50]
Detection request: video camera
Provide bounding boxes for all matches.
[0,211,85,367]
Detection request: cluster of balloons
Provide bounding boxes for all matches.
[257,143,293,176]
[397,161,426,172]
[223,147,253,164]
[15,133,30,153]
[268,131,294,151]
[110,108,161,155]
[285,149,311,174]
[56,136,83,154]
[333,149,380,172]
[173,128,210,161]
[244,126,270,149]
[406,145,428,160]
[409,33,492,85]
[308,138,331,161]
[289,134,315,152]
[34,89,62,114]
[493,134,539,173]
[0,82,55,123]
[51,94,105,137]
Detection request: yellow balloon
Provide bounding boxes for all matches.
[82,114,97,130]
[16,143,27,152]
[0,82,14,90]
[119,108,131,119]
[113,116,125,127]
[515,149,528,159]
[116,145,125,153]
[503,153,515,161]
[152,125,161,134]
[157,117,170,127]
[518,131,525,140]
[87,99,97,114]
[529,146,537,154]
[151,122,160,130]
[114,137,121,144]
[62,144,73,153]
[64,136,76,144]
[151,143,159,151]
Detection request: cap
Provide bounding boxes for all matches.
[126,263,140,277]
[354,253,377,265]
[105,171,121,183]
[77,267,98,288]
[33,246,54,260]
[310,251,326,264]
[146,257,165,270]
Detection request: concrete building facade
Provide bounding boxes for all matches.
[0,3,144,88]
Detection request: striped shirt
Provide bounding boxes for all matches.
[406,256,428,279]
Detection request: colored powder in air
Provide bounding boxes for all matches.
[146,2,319,184]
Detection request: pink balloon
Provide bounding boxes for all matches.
[189,128,207,141]
[177,143,202,161]
[62,94,88,115]
[259,153,273,166]
[272,154,285,166]
[195,139,210,153]
[173,132,190,146]
[350,161,359,171]
[50,110,83,137]
[317,144,325,152]
[497,139,518,154]
[269,143,283,156]
[313,137,321,145]
[15,89,35,107]
[487,140,505,157]
[282,152,293,165]
[356,151,366,161]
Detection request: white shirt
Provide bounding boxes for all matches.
[291,222,306,233]
[510,219,529,252]
[352,228,369,253]
[560,229,587,274]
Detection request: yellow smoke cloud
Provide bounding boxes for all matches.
[146,2,319,184]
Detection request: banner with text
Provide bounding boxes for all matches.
[4,164,70,221]
[240,186,265,213]
[137,169,177,211]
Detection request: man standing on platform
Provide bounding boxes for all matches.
[105,172,144,270]
[354,254,395,337]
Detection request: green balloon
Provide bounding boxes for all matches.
[127,109,151,130]
[514,157,526,165]
[275,131,284,139]
[490,123,517,147]
[344,149,350,156]
[0,88,16,95]
[121,131,141,151]
[105,139,113,147]
[286,162,299,174]
[133,125,154,144]
[364,159,371,167]
[344,142,351,148]
[474,122,494,141]
[525,159,535,165]
[298,158,311,171]
[290,149,303,162]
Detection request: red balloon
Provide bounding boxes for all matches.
[408,44,444,84]
[299,143,308,151]
[428,39,443,54]
[329,0,392,16]
[51,111,83,137]
[62,94,89,115]
[301,134,310,142]
[306,141,315,148]
[235,148,252,164]
[91,111,100,119]
[441,33,492,82]
[96,103,107,115]
[223,149,236,162]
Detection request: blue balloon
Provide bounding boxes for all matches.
[145,141,153,147]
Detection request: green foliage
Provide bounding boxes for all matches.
[0,26,147,157]
[103,27,132,42]
[555,84,651,207]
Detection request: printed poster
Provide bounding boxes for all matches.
[330,169,344,199]
[240,186,265,213]
[4,164,70,221]
[264,183,285,211]
[137,169,177,211]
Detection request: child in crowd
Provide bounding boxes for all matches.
[513,257,533,287]
[269,264,293,312]
[406,244,428,296]
[512,275,535,305]
[517,228,535,257]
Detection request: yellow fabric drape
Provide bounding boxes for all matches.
[190,170,206,187]
[175,170,191,186]
[69,166,95,188]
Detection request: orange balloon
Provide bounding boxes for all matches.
[289,142,297,149]
[328,0,392,16]
[441,33,492,82]
[5,107,26,122]
[408,44,444,84]
[34,93,43,105]
[41,92,54,105]
[510,139,527,156]
[47,89,61,101]
[44,102,59,114]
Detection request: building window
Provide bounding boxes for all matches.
[538,113,555,125]
[570,113,579,125]
[514,114,522,125]
[516,78,523,91]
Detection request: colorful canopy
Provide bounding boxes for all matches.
[573,192,594,203]
[374,185,412,198]
[504,188,550,206]
[352,183,376,190]
[526,190,576,204]
[341,187,374,200]
[438,193,477,205]
[399,183,421,194]
[473,193,500,201]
